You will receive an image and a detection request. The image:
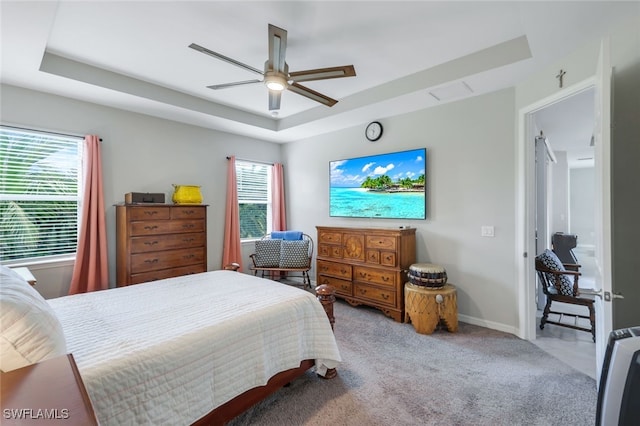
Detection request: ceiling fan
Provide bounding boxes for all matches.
[189,24,356,111]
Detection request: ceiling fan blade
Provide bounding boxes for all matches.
[206,79,262,90]
[289,65,356,83]
[189,43,263,76]
[288,82,338,107]
[267,24,288,73]
[269,91,282,111]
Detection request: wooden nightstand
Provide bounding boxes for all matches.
[0,354,98,425]
[9,266,37,286]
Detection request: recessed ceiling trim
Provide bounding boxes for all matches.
[279,35,532,131]
[38,35,531,137]
[39,51,276,130]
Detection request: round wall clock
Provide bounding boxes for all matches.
[365,121,383,141]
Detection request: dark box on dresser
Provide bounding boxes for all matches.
[125,192,165,204]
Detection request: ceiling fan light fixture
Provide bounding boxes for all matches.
[264,73,288,92]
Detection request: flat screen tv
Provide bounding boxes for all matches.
[330,148,426,219]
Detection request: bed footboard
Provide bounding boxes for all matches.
[191,282,338,424]
[315,284,337,379]
[192,359,315,426]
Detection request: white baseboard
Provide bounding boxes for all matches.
[314,280,520,338]
[457,313,519,336]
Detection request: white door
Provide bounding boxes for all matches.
[592,37,613,381]
[518,37,614,381]
[534,136,553,310]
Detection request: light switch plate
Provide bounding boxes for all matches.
[481,226,495,237]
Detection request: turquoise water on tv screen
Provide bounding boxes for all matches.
[330,188,425,219]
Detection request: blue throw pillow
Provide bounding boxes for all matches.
[536,249,574,296]
[254,239,281,267]
[279,240,310,268]
[271,230,303,241]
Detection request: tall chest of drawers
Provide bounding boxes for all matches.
[116,204,207,286]
[316,226,416,322]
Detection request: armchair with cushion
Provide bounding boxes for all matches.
[535,249,595,342]
[249,232,314,288]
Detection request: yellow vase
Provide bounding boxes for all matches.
[172,184,203,204]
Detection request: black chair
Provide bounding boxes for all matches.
[535,251,595,342]
[551,232,578,264]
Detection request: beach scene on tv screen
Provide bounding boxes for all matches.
[330,148,426,219]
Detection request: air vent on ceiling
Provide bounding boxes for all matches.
[429,81,473,101]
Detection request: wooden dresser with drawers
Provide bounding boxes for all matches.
[116,204,207,286]
[316,226,416,322]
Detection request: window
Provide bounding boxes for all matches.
[0,126,83,262]
[235,160,272,240]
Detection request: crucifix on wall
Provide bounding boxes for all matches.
[556,69,566,88]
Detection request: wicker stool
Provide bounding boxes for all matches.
[404,283,458,334]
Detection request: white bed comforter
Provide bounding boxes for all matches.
[47,271,341,425]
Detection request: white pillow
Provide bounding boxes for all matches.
[0,266,67,372]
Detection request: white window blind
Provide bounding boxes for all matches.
[0,126,83,262]
[235,160,272,240]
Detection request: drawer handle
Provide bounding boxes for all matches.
[342,284,349,290]
[359,289,367,294]
[144,225,158,231]
[341,269,347,274]
[144,241,159,246]
[144,259,159,264]
[321,266,328,272]
[182,224,195,229]
[182,210,196,215]
[144,211,158,216]
[382,276,390,282]
[183,238,195,243]
[381,293,390,300]
[183,254,195,259]
[321,278,330,284]
[385,256,392,261]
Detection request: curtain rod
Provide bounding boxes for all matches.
[226,156,274,166]
[2,124,103,141]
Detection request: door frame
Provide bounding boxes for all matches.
[516,77,597,342]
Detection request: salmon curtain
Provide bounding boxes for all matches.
[272,163,287,231]
[222,156,243,271]
[69,135,109,294]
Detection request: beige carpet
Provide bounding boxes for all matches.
[229,299,597,425]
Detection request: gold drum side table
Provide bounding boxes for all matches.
[404,282,458,334]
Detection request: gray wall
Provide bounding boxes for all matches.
[283,88,519,332]
[550,152,570,236]
[1,85,282,298]
[610,19,640,329]
[570,167,595,246]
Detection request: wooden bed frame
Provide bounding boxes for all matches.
[192,281,337,425]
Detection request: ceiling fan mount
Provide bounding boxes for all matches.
[263,68,289,92]
[189,24,356,111]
